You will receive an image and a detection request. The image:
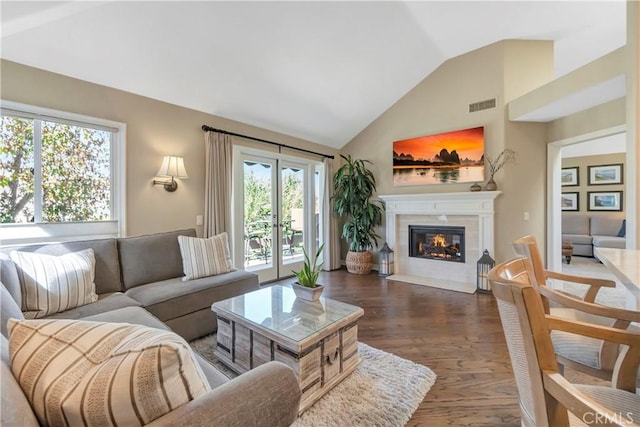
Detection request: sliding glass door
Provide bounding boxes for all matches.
[233,148,323,283]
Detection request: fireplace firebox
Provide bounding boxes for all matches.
[409,225,465,263]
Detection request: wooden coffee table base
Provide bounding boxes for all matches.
[215,316,360,414]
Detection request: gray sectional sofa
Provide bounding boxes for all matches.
[562,213,626,257]
[1,228,301,426]
[1,228,258,340]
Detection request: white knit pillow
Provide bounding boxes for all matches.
[10,249,99,318]
[178,233,235,280]
[8,318,211,427]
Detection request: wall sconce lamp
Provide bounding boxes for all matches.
[153,156,189,192]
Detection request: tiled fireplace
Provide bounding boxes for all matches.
[378,192,501,293]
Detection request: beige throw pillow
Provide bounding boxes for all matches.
[10,249,99,318]
[178,232,235,280]
[8,318,211,427]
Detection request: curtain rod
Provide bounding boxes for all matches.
[201,125,334,160]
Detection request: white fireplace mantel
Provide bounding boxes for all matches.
[379,191,501,215]
[378,191,501,293]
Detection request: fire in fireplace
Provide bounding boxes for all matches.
[409,225,465,263]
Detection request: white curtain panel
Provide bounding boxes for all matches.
[204,131,232,237]
[322,157,342,270]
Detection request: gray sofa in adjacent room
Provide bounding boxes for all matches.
[562,213,626,257]
[1,228,301,426]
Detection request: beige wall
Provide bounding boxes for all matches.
[548,0,638,249]
[509,47,625,122]
[561,153,626,215]
[628,0,639,248]
[341,40,553,262]
[1,60,337,237]
[547,98,626,143]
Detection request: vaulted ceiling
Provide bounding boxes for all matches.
[1,1,626,149]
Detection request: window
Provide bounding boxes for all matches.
[1,101,126,244]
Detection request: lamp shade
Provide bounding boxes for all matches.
[156,156,189,179]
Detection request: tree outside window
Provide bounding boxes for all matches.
[1,114,112,224]
[0,116,33,223]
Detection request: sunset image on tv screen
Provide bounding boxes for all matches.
[393,127,484,186]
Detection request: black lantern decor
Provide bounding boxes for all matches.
[379,242,394,277]
[477,249,495,293]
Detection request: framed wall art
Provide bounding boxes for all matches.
[588,163,623,185]
[393,126,484,186]
[587,191,623,211]
[561,167,579,186]
[561,192,579,211]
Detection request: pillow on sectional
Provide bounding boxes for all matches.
[617,219,626,237]
[8,318,211,427]
[10,249,98,318]
[178,232,235,281]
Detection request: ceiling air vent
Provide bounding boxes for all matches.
[469,98,496,113]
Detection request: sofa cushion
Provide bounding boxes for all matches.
[592,235,626,249]
[562,214,590,235]
[192,351,231,389]
[0,238,123,294]
[1,335,39,427]
[561,234,593,246]
[44,292,141,319]
[0,253,21,303]
[125,270,259,321]
[118,228,196,290]
[617,219,626,237]
[1,284,24,338]
[590,215,625,237]
[11,249,99,318]
[164,308,218,342]
[82,305,170,327]
[8,318,211,427]
[178,232,235,280]
[83,306,230,389]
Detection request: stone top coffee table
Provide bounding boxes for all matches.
[211,284,364,414]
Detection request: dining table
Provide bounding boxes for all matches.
[593,247,640,310]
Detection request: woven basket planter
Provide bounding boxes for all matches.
[345,250,373,274]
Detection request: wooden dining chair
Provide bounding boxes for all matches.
[512,235,639,380]
[489,258,639,427]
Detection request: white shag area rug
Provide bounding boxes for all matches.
[191,335,436,427]
[560,255,629,309]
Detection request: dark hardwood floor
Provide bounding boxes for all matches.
[273,268,522,426]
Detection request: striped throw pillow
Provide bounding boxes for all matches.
[178,232,235,280]
[8,318,211,427]
[10,249,99,318]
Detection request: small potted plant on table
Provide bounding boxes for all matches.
[291,244,325,301]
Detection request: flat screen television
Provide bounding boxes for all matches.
[393,126,484,186]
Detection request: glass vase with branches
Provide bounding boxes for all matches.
[484,148,516,190]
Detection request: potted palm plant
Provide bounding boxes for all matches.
[291,244,325,301]
[332,154,384,274]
